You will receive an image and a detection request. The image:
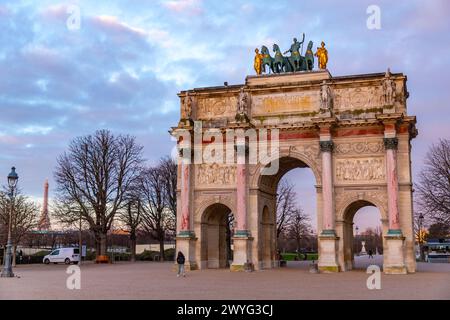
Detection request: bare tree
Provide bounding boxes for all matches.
[159,156,177,235]
[138,165,169,261]
[276,179,297,238]
[427,222,450,239]
[287,207,311,251]
[117,199,142,262]
[53,129,143,258]
[0,189,39,265]
[416,139,450,227]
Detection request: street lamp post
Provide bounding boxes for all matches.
[1,167,18,278]
[355,225,359,256]
[418,214,424,261]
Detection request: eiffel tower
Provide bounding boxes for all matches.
[38,179,51,231]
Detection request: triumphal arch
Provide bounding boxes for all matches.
[171,68,417,274]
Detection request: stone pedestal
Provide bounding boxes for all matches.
[230,232,254,272]
[318,231,340,273]
[383,232,407,274]
[176,232,198,271]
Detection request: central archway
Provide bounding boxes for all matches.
[254,155,320,270]
[200,203,234,269]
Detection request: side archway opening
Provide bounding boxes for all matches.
[200,203,234,269]
[342,200,384,270]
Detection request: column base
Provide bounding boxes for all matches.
[318,230,340,273]
[230,231,254,272]
[176,231,198,271]
[383,231,407,275]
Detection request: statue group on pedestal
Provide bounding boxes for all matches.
[254,34,328,75]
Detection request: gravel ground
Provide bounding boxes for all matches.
[1,255,449,300]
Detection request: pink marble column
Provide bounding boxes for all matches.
[236,152,247,232]
[180,162,190,231]
[320,140,334,232]
[384,137,400,231]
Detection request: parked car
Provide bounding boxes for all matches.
[43,248,80,265]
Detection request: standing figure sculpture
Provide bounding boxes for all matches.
[253,48,263,75]
[284,34,304,71]
[237,88,249,114]
[383,68,396,106]
[320,80,333,115]
[315,41,328,69]
[235,87,250,122]
[182,92,193,119]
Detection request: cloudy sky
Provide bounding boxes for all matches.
[1,0,449,231]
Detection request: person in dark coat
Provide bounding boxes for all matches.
[176,251,186,277]
[368,249,373,259]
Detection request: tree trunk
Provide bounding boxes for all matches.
[130,232,136,262]
[100,233,107,256]
[95,233,101,256]
[159,238,165,262]
[12,245,16,266]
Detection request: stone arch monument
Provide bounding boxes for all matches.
[171,69,417,274]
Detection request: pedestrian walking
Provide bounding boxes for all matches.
[368,249,373,259]
[176,251,186,277]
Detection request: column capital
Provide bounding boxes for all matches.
[383,137,398,150]
[319,140,334,152]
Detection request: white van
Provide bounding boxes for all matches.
[43,248,80,265]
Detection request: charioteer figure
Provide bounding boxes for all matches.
[284,34,305,71]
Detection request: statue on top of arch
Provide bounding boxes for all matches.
[254,34,325,75]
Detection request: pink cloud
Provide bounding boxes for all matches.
[40,4,69,21]
[91,15,147,37]
[164,0,203,16]
[0,134,21,145]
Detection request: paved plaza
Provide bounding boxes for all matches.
[0,256,449,300]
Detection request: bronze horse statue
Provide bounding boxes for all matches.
[273,44,293,73]
[261,45,274,73]
[303,41,314,71]
[259,38,315,74]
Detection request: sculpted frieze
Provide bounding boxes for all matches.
[334,141,384,155]
[335,157,385,182]
[196,163,236,186]
[333,86,384,111]
[197,96,237,119]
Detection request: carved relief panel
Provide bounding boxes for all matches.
[196,163,236,186]
[335,157,385,183]
[333,86,384,111]
[197,96,237,120]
